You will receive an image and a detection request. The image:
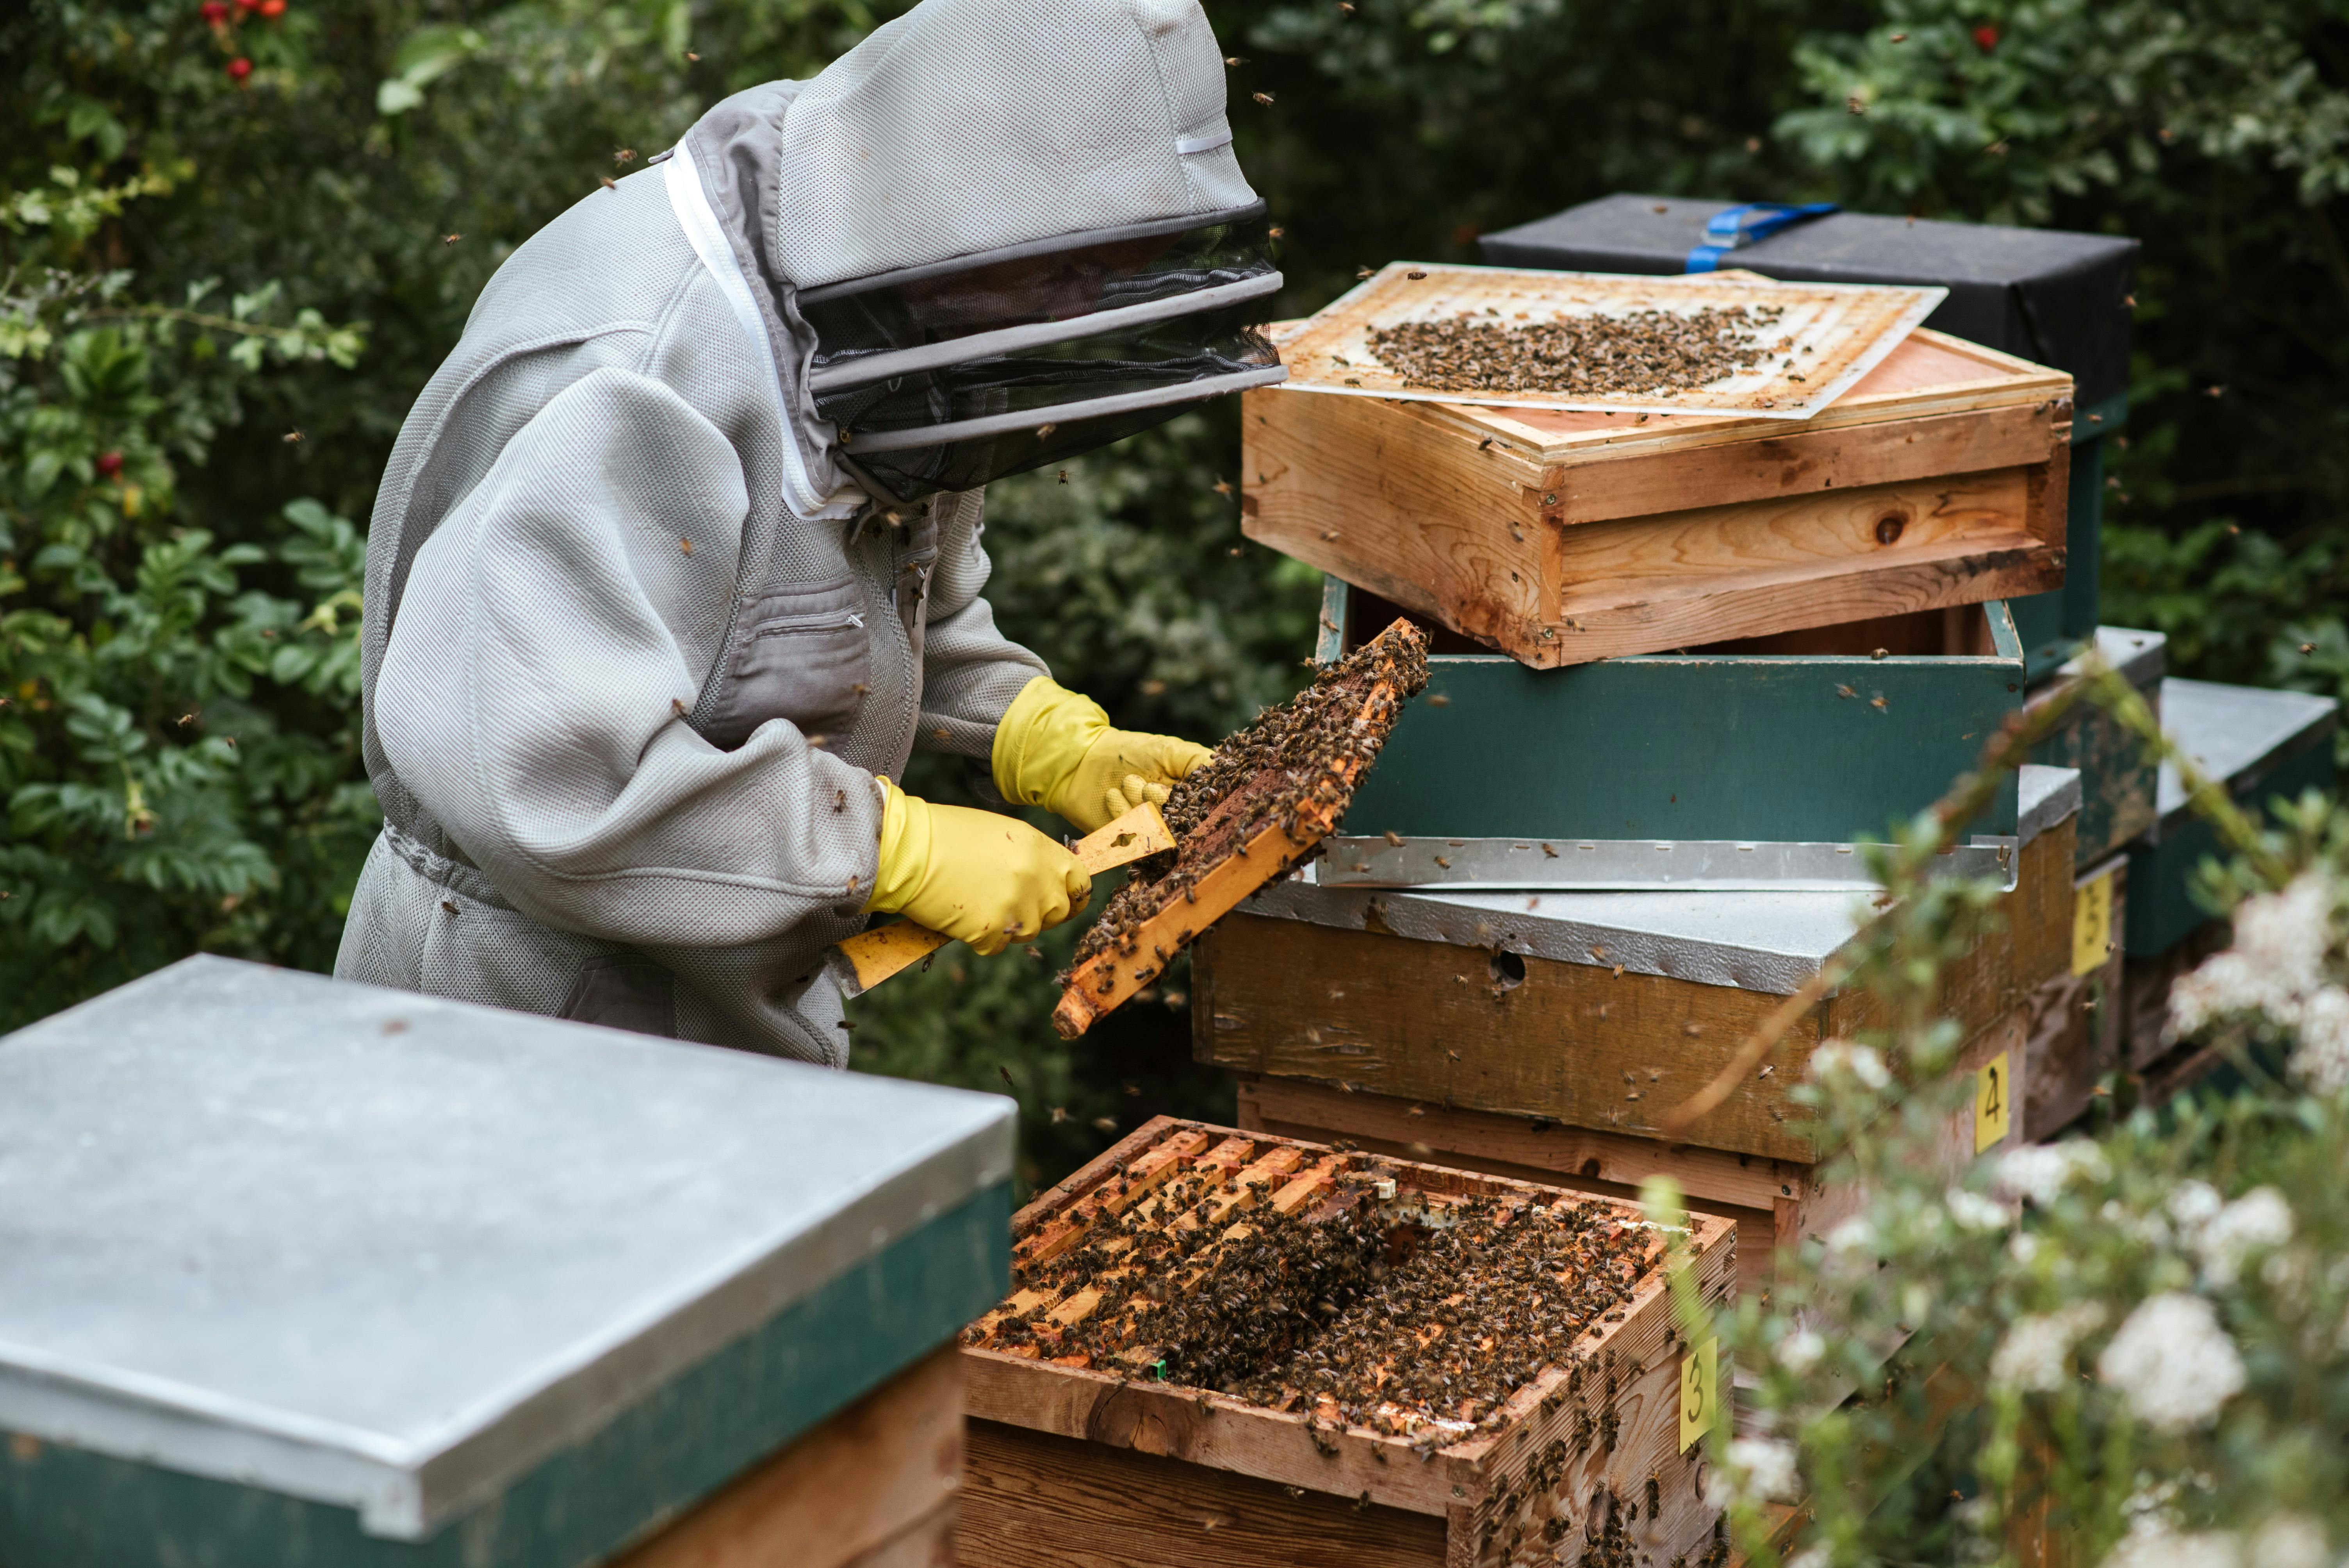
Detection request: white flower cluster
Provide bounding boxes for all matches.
[1945,1186,2013,1233]
[1989,1140,2110,1208]
[2102,1525,2242,1568]
[2169,872,2349,1090]
[1809,1039,1892,1090]
[2183,1185,2294,1288]
[1775,1328,1825,1373]
[1722,1436,1800,1502]
[2097,1292,2246,1432]
[2099,1517,2331,1568]
[2249,1517,2331,1568]
[1989,1301,2108,1392]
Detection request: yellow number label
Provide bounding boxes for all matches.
[1975,1050,2012,1152]
[2071,872,2115,978]
[1679,1336,1717,1452]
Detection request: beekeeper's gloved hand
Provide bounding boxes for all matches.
[864,778,1090,956]
[992,676,1212,835]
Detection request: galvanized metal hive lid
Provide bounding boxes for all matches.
[1250,764,2082,996]
[0,956,1014,1543]
[2153,678,2340,823]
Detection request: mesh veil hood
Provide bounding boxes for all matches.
[673,0,1267,509]
[775,0,1256,289]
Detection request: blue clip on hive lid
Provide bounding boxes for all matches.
[0,956,1014,1567]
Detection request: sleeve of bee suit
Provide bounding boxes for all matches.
[909,486,1049,760]
[373,366,884,946]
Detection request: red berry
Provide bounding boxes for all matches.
[199,0,229,19]
[95,452,124,478]
[258,0,285,15]
[1973,23,2000,49]
[226,55,251,79]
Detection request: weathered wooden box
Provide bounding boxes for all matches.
[2022,846,2127,1139]
[1244,326,2071,666]
[1320,578,2026,848]
[0,957,1011,1568]
[1196,768,2078,1295]
[1476,194,2139,680]
[958,1117,1737,1568]
[2024,625,2165,870]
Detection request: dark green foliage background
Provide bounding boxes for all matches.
[4,0,2344,1186]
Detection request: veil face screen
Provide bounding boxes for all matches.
[801,210,1279,364]
[814,306,1278,434]
[806,211,1283,502]
[840,403,1201,501]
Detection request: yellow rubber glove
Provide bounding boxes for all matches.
[992,675,1213,835]
[864,777,1091,956]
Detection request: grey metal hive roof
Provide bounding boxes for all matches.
[2153,678,2338,823]
[0,956,1012,1542]
[1253,764,2082,996]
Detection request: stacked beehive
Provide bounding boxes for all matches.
[963,203,2217,1563]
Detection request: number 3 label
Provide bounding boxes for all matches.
[1680,1336,1717,1452]
[1975,1050,2012,1152]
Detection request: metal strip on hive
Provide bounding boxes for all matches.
[1307,834,2019,892]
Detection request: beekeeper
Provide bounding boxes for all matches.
[335,0,1285,1063]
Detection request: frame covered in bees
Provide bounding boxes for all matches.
[957,1117,1738,1568]
[1053,619,1429,1039]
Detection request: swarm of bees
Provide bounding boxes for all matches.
[1365,304,1789,398]
[1066,620,1430,977]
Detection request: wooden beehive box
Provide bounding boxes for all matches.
[1193,759,2079,1297]
[1244,327,2073,666]
[958,1118,1738,1568]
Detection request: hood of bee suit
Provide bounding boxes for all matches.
[668,0,1285,510]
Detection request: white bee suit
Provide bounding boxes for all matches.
[337,0,1260,1064]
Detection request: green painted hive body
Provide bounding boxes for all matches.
[2026,626,2167,870]
[1324,578,2025,846]
[2126,679,2339,957]
[0,957,1014,1568]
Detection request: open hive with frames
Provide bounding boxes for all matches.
[956,1115,1738,1568]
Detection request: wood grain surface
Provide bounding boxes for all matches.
[1242,321,2072,666]
[959,1421,1449,1568]
[612,1347,961,1568]
[1194,911,1832,1163]
[1197,816,2073,1166]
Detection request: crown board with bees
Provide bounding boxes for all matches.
[955,1116,1737,1568]
[1244,299,2074,667]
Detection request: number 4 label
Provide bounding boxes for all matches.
[1679,1336,1717,1452]
[1975,1050,2012,1152]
